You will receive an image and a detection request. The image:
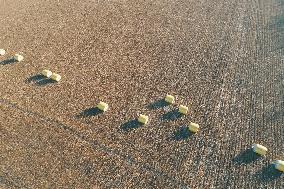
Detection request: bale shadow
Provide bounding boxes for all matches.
[0,58,16,65]
[81,160,95,177]
[26,74,46,83]
[263,4,284,53]
[77,107,103,118]
[26,74,55,86]
[161,109,183,121]
[232,148,261,165]
[172,126,193,141]
[255,164,283,183]
[120,119,142,132]
[36,79,56,86]
[147,99,169,110]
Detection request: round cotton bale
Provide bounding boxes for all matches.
[138,114,149,124]
[178,105,188,115]
[188,122,200,133]
[0,49,6,56]
[41,70,52,78]
[274,160,284,172]
[14,54,24,62]
[165,94,175,104]
[97,101,109,112]
[252,144,267,156]
[50,73,61,82]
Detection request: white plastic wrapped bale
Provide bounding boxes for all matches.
[41,70,52,78]
[97,101,109,112]
[188,122,200,133]
[178,105,188,115]
[0,49,5,56]
[252,144,268,155]
[274,160,284,172]
[50,73,61,82]
[138,114,149,124]
[14,54,24,61]
[165,94,175,104]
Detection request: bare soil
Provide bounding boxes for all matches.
[0,0,283,188]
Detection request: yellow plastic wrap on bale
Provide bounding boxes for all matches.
[97,101,109,112]
[165,95,175,104]
[0,49,5,56]
[42,70,52,78]
[14,54,24,62]
[138,114,148,124]
[275,160,284,172]
[50,73,61,82]
[188,122,199,133]
[179,105,188,115]
[252,144,267,155]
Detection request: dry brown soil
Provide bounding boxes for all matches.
[0,0,283,188]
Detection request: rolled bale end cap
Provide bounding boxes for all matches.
[138,114,149,124]
[50,73,61,82]
[252,144,268,156]
[188,122,199,133]
[178,105,188,115]
[165,94,175,104]
[42,70,52,78]
[0,49,6,56]
[274,160,284,172]
[97,101,109,112]
[14,54,24,61]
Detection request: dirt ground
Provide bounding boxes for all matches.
[0,0,283,188]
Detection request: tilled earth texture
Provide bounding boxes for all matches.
[0,0,284,188]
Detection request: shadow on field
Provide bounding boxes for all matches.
[161,109,183,121]
[120,119,142,132]
[26,74,56,86]
[172,126,193,141]
[77,107,103,118]
[255,164,283,182]
[0,58,17,65]
[147,99,168,110]
[266,6,284,52]
[232,149,261,165]
[80,160,95,177]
